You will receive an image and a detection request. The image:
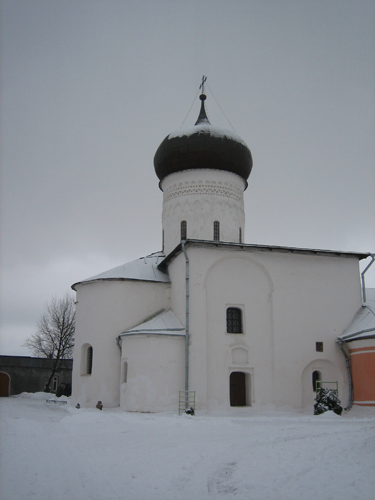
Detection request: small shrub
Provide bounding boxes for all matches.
[314,388,342,415]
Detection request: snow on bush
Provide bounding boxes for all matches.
[314,387,343,416]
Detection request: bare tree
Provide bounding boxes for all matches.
[24,294,75,392]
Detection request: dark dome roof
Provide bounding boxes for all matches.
[154,95,253,186]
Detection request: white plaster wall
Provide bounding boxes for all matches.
[168,255,187,328]
[72,245,362,413]
[161,169,246,254]
[167,250,208,409]
[263,252,361,410]
[180,247,274,411]
[120,335,184,412]
[204,255,274,410]
[72,280,170,408]
[168,245,362,411]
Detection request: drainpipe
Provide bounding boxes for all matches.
[181,240,190,409]
[337,339,353,411]
[361,254,375,303]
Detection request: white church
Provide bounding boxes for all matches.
[71,87,375,413]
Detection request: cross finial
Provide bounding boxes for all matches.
[195,76,210,125]
[199,75,207,94]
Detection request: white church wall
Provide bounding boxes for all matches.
[203,253,275,410]
[263,251,361,410]
[167,246,276,411]
[161,170,246,255]
[167,249,209,409]
[72,280,170,408]
[167,255,187,330]
[71,242,362,413]
[167,252,211,410]
[167,244,361,411]
[120,334,184,412]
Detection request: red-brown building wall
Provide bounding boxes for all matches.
[350,344,375,406]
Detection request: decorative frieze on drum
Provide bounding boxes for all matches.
[163,180,243,204]
[162,197,244,220]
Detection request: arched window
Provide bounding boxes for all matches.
[81,344,93,375]
[123,361,128,383]
[86,346,93,374]
[312,370,321,392]
[181,221,187,240]
[227,307,243,333]
[239,227,242,243]
[214,221,220,241]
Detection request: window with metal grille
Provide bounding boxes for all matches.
[214,221,220,241]
[226,307,243,333]
[239,227,242,243]
[181,221,187,240]
[86,346,93,375]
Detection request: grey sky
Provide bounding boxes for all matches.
[1,0,374,355]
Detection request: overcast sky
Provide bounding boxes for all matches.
[1,0,374,356]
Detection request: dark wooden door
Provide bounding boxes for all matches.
[230,372,246,406]
[0,372,10,397]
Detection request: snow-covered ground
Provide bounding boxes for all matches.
[1,393,374,500]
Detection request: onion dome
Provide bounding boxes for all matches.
[154,93,253,186]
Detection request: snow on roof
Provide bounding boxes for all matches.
[119,309,185,337]
[338,288,375,342]
[168,123,248,148]
[159,239,371,269]
[72,252,170,289]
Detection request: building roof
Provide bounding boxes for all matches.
[119,309,185,337]
[72,241,371,292]
[153,93,252,185]
[158,239,371,269]
[72,252,170,290]
[338,288,375,342]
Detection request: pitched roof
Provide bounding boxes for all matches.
[72,252,170,290]
[119,309,185,337]
[338,288,375,342]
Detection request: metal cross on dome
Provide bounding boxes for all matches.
[199,75,207,94]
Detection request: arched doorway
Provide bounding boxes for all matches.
[302,360,342,409]
[230,371,247,406]
[312,370,321,392]
[0,372,10,397]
